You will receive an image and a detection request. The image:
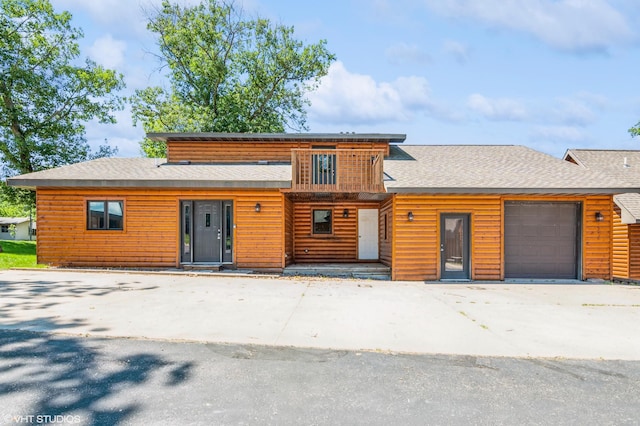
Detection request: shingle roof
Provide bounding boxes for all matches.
[564,149,640,185]
[7,157,292,189]
[614,193,640,223]
[0,217,30,225]
[8,145,636,193]
[565,149,640,214]
[384,145,635,193]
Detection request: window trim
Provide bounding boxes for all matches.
[312,208,333,236]
[86,200,124,231]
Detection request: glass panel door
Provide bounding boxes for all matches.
[440,214,470,280]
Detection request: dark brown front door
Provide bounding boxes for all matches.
[440,214,470,280]
[504,202,580,279]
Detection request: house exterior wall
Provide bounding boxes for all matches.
[167,140,390,163]
[613,205,640,280]
[292,201,379,263]
[36,188,285,270]
[379,197,393,268]
[284,197,294,266]
[612,205,630,279]
[391,194,612,281]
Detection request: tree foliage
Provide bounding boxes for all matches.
[0,0,125,193]
[132,0,335,157]
[630,122,640,138]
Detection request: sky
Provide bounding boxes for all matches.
[49,0,640,159]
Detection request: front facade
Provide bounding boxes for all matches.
[9,134,635,281]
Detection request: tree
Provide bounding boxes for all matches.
[0,0,125,201]
[631,122,640,138]
[132,0,335,157]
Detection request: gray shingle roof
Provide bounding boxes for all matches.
[7,157,292,189]
[564,149,640,185]
[614,193,640,223]
[384,145,636,193]
[8,145,636,193]
[565,149,640,214]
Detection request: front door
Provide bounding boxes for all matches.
[358,209,379,260]
[440,214,470,280]
[182,200,232,263]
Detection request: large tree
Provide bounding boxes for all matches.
[0,0,125,203]
[132,0,335,157]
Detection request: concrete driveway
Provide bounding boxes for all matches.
[1,269,639,360]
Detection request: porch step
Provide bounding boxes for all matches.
[283,263,391,280]
[182,263,222,272]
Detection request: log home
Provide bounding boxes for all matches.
[8,133,636,281]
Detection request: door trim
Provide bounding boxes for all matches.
[440,213,471,280]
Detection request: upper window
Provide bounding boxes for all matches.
[312,209,332,234]
[87,201,123,230]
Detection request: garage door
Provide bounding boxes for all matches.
[504,202,580,279]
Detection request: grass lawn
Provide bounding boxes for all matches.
[0,240,45,269]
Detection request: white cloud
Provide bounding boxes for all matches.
[308,61,437,124]
[467,94,528,121]
[87,35,127,70]
[385,43,432,65]
[423,0,635,52]
[443,40,470,63]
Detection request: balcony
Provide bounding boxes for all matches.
[290,149,385,193]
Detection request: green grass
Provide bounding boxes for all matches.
[0,240,45,269]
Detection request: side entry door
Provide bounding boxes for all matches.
[440,214,470,280]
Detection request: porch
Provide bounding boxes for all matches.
[283,263,391,280]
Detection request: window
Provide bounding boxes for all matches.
[87,201,123,230]
[0,225,8,233]
[313,209,332,234]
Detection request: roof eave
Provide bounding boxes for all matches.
[147,132,406,144]
[385,187,637,194]
[6,178,292,189]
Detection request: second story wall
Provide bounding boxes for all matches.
[167,140,391,163]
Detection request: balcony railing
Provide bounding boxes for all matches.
[290,149,385,193]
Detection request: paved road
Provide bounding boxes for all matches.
[0,329,639,425]
[1,269,640,360]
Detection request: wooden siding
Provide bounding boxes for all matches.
[379,197,393,267]
[612,205,629,279]
[391,194,613,281]
[284,197,294,266]
[581,195,612,280]
[167,140,390,163]
[36,188,285,270]
[629,225,640,278]
[292,201,379,263]
[392,195,502,281]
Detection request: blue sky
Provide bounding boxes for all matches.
[50,0,640,158]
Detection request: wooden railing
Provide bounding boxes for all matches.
[290,149,385,192]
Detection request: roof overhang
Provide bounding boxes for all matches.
[7,178,291,190]
[614,193,640,224]
[386,187,638,194]
[147,132,406,144]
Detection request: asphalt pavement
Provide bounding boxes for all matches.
[1,269,639,360]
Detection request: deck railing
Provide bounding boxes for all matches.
[290,149,385,192]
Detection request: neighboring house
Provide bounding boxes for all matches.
[0,217,35,241]
[7,133,635,281]
[564,149,640,282]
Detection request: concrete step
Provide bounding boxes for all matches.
[283,263,391,280]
